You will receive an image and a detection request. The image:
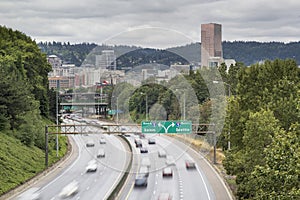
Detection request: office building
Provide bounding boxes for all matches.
[97,50,116,70]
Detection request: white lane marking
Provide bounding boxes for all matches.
[102,135,128,200]
[190,147,233,199]
[196,166,211,200]
[40,135,81,192]
[86,186,90,190]
[159,136,212,200]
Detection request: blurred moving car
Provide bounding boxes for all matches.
[139,133,145,139]
[134,174,148,187]
[97,148,105,158]
[166,155,176,166]
[99,136,106,144]
[148,138,156,144]
[86,159,97,172]
[86,140,95,147]
[17,187,41,200]
[140,147,148,153]
[158,149,166,158]
[158,193,172,200]
[139,166,149,177]
[162,167,173,177]
[185,159,196,169]
[59,180,79,199]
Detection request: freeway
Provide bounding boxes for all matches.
[14,119,232,200]
[118,133,231,200]
[15,118,130,200]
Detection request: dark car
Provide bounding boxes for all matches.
[148,138,156,144]
[86,140,95,147]
[185,160,196,169]
[134,175,148,187]
[140,147,148,153]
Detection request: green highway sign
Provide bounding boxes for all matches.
[141,121,192,134]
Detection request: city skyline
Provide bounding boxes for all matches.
[1,0,300,48]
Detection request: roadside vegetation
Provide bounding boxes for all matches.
[0,26,68,196]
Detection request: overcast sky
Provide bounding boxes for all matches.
[1,0,300,48]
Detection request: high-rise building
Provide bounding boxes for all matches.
[201,23,223,67]
[97,50,116,70]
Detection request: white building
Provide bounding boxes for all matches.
[97,50,116,70]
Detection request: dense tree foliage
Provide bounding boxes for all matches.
[38,41,97,66]
[0,26,52,145]
[223,59,300,199]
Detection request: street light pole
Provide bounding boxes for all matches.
[183,92,186,121]
[141,92,148,121]
[116,97,119,124]
[213,80,231,150]
[56,78,60,157]
[146,94,148,121]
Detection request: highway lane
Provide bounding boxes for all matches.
[120,133,216,200]
[16,119,130,200]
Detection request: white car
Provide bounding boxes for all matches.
[86,160,97,172]
[99,138,106,144]
[59,180,79,198]
[162,167,173,177]
[139,166,149,177]
[158,149,167,158]
[97,148,105,158]
[166,155,176,166]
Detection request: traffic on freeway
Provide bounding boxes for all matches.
[16,117,129,200]
[15,118,231,200]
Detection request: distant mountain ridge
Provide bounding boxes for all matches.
[38,41,300,67]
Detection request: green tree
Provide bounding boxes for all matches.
[249,123,300,199]
[223,59,300,199]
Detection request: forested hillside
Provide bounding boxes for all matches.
[39,41,300,67]
[0,26,67,196]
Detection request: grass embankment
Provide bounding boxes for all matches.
[0,133,68,196]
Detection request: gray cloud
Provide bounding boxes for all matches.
[0,0,299,48]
